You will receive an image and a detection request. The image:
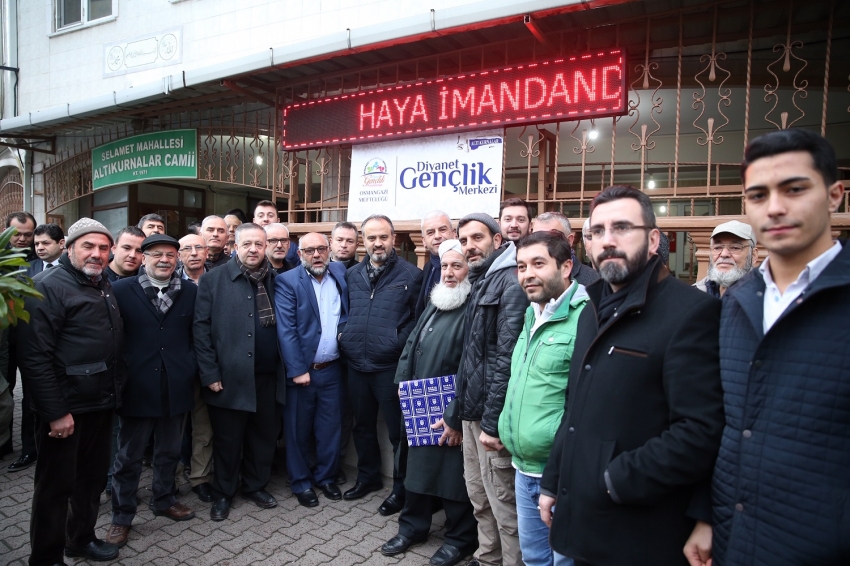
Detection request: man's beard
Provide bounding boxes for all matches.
[369,248,388,264]
[596,238,649,286]
[708,254,752,288]
[467,244,495,270]
[301,257,329,278]
[429,279,472,311]
[69,257,103,277]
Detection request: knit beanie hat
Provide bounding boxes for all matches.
[65,217,114,247]
[459,213,500,237]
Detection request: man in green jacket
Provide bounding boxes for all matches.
[499,231,588,566]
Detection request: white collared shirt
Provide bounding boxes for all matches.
[759,241,841,332]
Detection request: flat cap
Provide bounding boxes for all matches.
[141,234,180,252]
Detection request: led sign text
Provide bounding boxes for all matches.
[282,50,627,150]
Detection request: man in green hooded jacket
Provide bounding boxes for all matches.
[499,231,588,566]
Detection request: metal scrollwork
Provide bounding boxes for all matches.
[570,121,596,156]
[517,125,543,198]
[764,2,808,129]
[628,61,663,153]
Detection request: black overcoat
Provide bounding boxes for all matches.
[193,259,286,411]
[112,276,198,418]
[540,257,724,565]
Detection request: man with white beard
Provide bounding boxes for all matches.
[381,239,478,566]
[693,221,758,298]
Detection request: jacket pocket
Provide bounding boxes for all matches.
[598,440,617,497]
[489,455,516,503]
[65,361,109,402]
[609,346,649,358]
[532,334,574,373]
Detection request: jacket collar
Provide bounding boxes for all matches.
[726,240,850,338]
[58,253,108,289]
[586,255,667,334]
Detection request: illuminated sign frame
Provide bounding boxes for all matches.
[282,49,627,150]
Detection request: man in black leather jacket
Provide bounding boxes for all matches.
[445,212,529,566]
[18,218,126,565]
[338,215,422,516]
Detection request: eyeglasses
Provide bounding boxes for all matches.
[267,238,290,245]
[145,251,178,260]
[301,246,329,256]
[710,243,750,255]
[179,245,207,253]
[588,223,652,239]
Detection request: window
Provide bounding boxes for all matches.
[56,0,112,29]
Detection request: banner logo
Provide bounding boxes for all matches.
[362,157,388,187]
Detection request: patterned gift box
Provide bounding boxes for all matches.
[398,374,457,448]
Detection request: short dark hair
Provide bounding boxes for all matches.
[742,128,838,186]
[516,231,572,267]
[332,221,358,236]
[253,200,277,213]
[186,221,201,235]
[115,225,145,243]
[33,223,64,242]
[224,208,248,223]
[499,197,533,219]
[361,214,394,234]
[590,185,656,229]
[5,211,36,229]
[137,213,164,228]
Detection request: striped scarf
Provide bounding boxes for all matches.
[236,256,276,327]
[138,265,181,315]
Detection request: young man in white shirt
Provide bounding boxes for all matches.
[685,129,848,566]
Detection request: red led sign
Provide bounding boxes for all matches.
[282,49,627,150]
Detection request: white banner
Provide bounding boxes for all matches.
[347,129,504,222]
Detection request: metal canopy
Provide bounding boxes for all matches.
[0,0,843,143]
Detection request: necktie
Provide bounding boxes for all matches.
[46,263,53,269]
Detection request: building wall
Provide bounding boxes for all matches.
[17,0,481,112]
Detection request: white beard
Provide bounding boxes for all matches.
[429,279,472,311]
[707,254,753,288]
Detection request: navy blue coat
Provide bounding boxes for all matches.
[274,262,349,379]
[112,276,198,418]
[712,241,850,565]
[339,252,422,373]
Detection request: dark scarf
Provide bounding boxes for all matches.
[468,243,507,284]
[236,256,276,327]
[366,249,395,286]
[597,282,630,328]
[703,278,721,299]
[138,265,181,315]
[597,255,659,327]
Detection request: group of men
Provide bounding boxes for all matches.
[3,129,849,566]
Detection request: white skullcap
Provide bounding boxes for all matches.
[438,239,463,260]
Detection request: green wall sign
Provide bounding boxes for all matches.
[92,129,198,190]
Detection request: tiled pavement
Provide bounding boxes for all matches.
[0,388,458,565]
